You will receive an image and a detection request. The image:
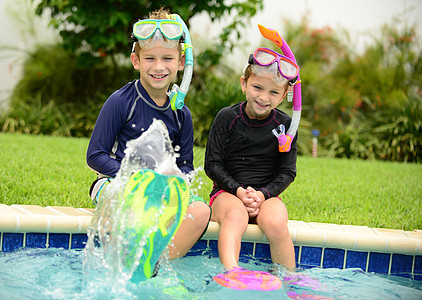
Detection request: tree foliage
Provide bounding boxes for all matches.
[35,0,264,68]
[3,5,421,162]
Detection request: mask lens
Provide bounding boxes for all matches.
[279,58,298,77]
[160,22,183,39]
[254,49,277,65]
[134,22,157,39]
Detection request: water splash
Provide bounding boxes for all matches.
[83,119,189,287]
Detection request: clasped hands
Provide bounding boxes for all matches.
[236,186,264,218]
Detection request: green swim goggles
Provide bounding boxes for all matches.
[133,19,184,41]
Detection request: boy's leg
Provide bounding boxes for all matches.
[211,192,249,270]
[168,200,211,258]
[256,198,296,270]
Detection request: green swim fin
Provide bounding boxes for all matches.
[120,169,189,283]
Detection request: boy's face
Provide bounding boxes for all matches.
[241,75,288,120]
[131,46,184,98]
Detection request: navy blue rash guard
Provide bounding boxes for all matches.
[86,80,194,178]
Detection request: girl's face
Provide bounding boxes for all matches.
[241,75,288,119]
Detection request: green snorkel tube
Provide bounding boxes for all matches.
[167,14,193,110]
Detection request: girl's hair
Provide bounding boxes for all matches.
[133,7,182,56]
[243,64,289,91]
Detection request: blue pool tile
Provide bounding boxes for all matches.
[240,242,254,256]
[390,254,413,278]
[208,240,219,258]
[414,256,422,273]
[26,233,47,248]
[2,233,24,252]
[300,246,322,268]
[49,233,70,249]
[412,256,422,281]
[186,240,208,256]
[323,248,345,269]
[368,252,390,274]
[294,246,299,264]
[255,243,271,259]
[346,251,368,270]
[71,234,87,249]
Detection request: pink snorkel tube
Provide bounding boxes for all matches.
[258,24,301,152]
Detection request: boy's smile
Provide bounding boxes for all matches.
[131,45,184,105]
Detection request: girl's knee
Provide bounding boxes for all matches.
[260,216,290,238]
[213,208,248,230]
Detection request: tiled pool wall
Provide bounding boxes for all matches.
[1,204,421,281]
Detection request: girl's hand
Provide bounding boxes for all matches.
[244,186,263,217]
[236,187,255,206]
[248,207,260,218]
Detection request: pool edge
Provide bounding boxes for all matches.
[1,204,421,280]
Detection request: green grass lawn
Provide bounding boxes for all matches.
[1,132,421,231]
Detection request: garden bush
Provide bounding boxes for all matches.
[1,14,420,162]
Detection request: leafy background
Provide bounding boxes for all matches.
[0,0,421,162]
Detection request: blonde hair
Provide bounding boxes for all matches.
[133,7,182,56]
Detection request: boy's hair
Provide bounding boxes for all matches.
[244,64,289,91]
[133,7,182,56]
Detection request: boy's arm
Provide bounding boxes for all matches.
[175,108,194,174]
[86,95,126,177]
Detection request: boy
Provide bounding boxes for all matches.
[86,8,210,262]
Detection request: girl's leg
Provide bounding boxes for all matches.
[256,198,296,269]
[168,201,211,258]
[212,192,249,270]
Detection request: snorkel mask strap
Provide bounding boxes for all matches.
[258,24,302,152]
[167,14,193,110]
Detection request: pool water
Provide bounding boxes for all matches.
[0,248,421,299]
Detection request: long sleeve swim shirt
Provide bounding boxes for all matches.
[204,102,297,199]
[86,80,194,178]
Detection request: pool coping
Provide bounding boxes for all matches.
[1,204,421,255]
[1,204,421,280]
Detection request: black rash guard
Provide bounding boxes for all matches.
[204,102,297,200]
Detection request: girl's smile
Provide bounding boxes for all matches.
[241,75,287,120]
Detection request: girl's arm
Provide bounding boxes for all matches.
[255,134,297,199]
[204,111,242,195]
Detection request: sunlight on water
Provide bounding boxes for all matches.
[1,248,421,299]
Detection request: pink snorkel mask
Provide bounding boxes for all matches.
[248,47,299,85]
[257,24,302,153]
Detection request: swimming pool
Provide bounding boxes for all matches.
[0,204,421,298]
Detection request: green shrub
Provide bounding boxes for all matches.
[322,95,422,162]
[186,69,242,147]
[370,95,422,162]
[10,43,135,107]
[0,95,71,136]
[0,94,104,137]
